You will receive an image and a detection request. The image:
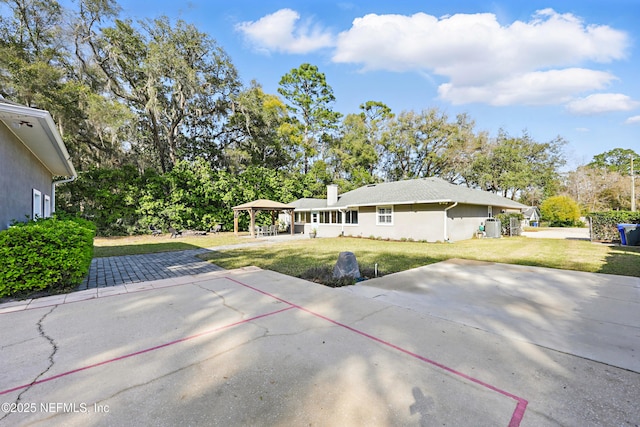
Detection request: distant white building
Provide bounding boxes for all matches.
[522,206,541,227]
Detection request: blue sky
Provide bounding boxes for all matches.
[111,0,639,168]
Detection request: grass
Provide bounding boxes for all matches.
[93,232,250,257]
[198,236,640,278]
[93,233,640,278]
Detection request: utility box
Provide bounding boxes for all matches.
[485,218,501,238]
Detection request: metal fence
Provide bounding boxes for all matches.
[510,217,522,236]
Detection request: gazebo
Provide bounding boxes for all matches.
[232,199,295,237]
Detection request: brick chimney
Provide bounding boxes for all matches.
[327,184,338,206]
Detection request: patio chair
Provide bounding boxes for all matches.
[149,224,162,237]
[168,226,182,238]
[211,224,222,234]
[270,224,278,236]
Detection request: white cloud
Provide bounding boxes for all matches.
[239,8,630,107]
[331,9,629,105]
[236,9,334,54]
[625,115,640,124]
[439,68,615,106]
[566,93,640,115]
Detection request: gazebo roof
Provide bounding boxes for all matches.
[232,199,294,211]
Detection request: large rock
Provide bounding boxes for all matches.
[332,251,361,280]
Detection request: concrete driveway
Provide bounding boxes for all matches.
[343,259,640,373]
[1,264,638,426]
[521,227,590,240]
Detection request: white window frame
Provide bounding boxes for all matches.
[32,189,42,219]
[376,205,393,225]
[311,212,319,224]
[43,195,51,218]
[488,206,493,218]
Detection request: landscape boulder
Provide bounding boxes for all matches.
[332,251,361,280]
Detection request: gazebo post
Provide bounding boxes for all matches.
[289,209,294,235]
[249,209,256,238]
[233,210,239,236]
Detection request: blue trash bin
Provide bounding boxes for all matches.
[617,224,634,245]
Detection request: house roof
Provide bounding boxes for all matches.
[291,177,528,211]
[289,198,328,210]
[0,98,76,177]
[522,206,540,219]
[233,199,294,210]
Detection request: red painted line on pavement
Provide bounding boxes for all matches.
[0,306,294,396]
[226,276,529,427]
[2,274,529,426]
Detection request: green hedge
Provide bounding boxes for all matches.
[589,211,640,242]
[0,218,95,298]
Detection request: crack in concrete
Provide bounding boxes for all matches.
[351,306,392,324]
[194,284,246,318]
[76,331,278,414]
[0,306,58,423]
[0,337,39,350]
[11,308,295,424]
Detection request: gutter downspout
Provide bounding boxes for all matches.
[51,175,76,214]
[443,202,458,242]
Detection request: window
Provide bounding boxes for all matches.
[376,206,393,225]
[43,195,51,218]
[32,189,42,219]
[488,206,493,218]
[320,211,330,223]
[311,212,318,224]
[295,212,309,223]
[345,210,358,225]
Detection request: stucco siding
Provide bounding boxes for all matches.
[343,204,448,242]
[0,122,53,229]
[446,204,488,241]
[313,203,490,242]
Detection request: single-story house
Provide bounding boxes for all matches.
[286,177,528,242]
[0,97,76,230]
[522,206,541,227]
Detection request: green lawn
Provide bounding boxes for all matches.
[198,236,640,278]
[93,232,250,257]
[93,233,640,278]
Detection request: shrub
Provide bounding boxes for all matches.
[58,165,147,236]
[0,218,95,298]
[299,264,384,288]
[589,211,640,242]
[540,196,581,227]
[299,266,355,287]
